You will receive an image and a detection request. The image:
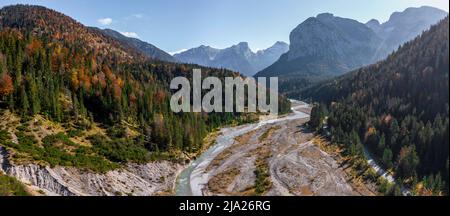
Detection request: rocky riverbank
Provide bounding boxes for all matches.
[0,146,185,196]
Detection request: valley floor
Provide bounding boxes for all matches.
[177,101,375,196]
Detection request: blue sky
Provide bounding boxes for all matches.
[0,0,448,53]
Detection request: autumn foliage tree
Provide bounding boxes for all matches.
[0,72,13,99]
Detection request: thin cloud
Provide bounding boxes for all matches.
[169,49,188,55]
[120,31,139,38]
[97,18,113,25]
[124,14,144,20]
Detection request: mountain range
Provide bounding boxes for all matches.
[174,41,289,76]
[98,28,177,63]
[366,6,449,54]
[255,6,448,94]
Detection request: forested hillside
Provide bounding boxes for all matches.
[306,17,449,195]
[0,5,290,173]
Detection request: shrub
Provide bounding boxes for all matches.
[0,174,29,196]
[89,135,151,163]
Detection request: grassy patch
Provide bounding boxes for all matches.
[1,123,174,173]
[88,134,152,163]
[67,129,83,138]
[253,152,272,195]
[1,129,118,173]
[258,126,281,143]
[0,173,30,196]
[254,166,271,196]
[251,143,273,196]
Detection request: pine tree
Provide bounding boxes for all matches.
[377,133,386,156]
[397,145,420,179]
[382,148,393,169]
[20,87,29,115]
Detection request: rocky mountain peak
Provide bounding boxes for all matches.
[273,41,289,48]
[316,13,334,20]
[365,19,382,34]
[287,13,380,62]
[367,6,447,53]
[174,41,289,76]
[366,19,381,27]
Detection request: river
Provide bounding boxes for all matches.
[175,100,310,196]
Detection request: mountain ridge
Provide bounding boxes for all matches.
[174,41,289,76]
[98,28,177,63]
[0,4,148,63]
[255,6,448,94]
[366,6,448,56]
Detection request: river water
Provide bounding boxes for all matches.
[175,100,310,196]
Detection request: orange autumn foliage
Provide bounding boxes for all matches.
[155,90,166,103]
[26,38,42,55]
[112,82,122,100]
[0,73,13,97]
[129,93,137,104]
